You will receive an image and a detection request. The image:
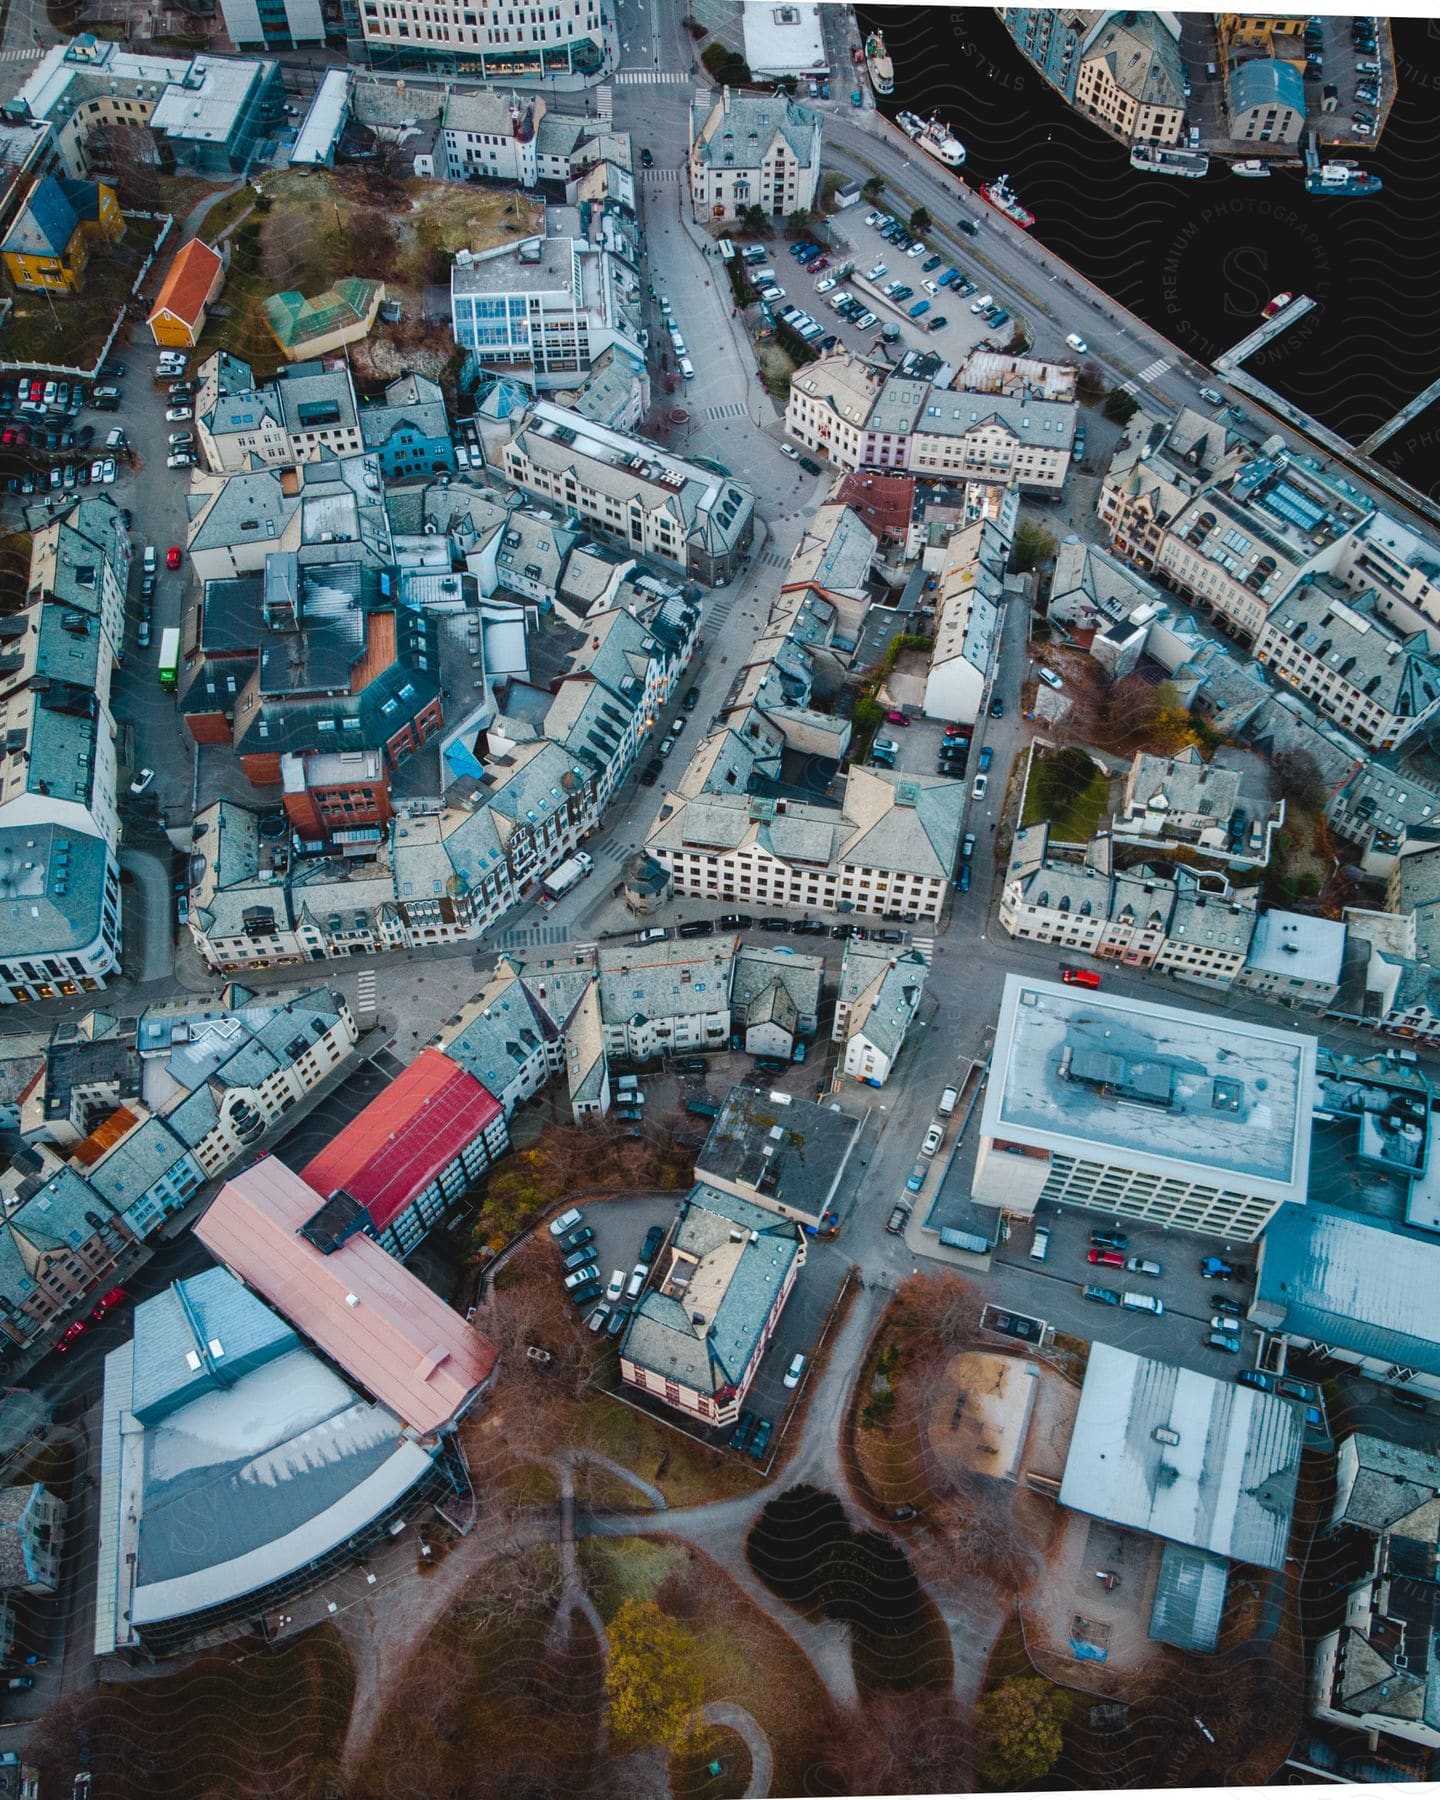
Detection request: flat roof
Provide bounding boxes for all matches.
[741,0,828,75]
[984,974,1314,1203]
[1059,1343,1304,1571]
[291,68,350,166]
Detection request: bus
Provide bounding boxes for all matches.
[717,237,735,262]
[158,627,180,691]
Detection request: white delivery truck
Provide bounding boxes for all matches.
[542,850,593,902]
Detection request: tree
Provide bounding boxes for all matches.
[740,203,767,232]
[1011,519,1057,575]
[1104,386,1141,424]
[604,1599,704,1754]
[909,204,932,234]
[1076,359,1106,398]
[1272,746,1326,811]
[862,175,886,202]
[83,122,163,209]
[826,1693,974,1796]
[346,207,401,278]
[786,208,813,236]
[978,1677,1071,1789]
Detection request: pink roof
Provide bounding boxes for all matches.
[195,1158,497,1434]
[298,1049,501,1232]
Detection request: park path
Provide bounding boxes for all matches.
[702,1702,773,1798]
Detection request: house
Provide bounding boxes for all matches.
[0,1481,64,1595]
[833,941,928,1086]
[1237,909,1347,1011]
[619,1183,804,1426]
[147,237,224,347]
[295,1048,508,1262]
[359,372,455,482]
[1225,56,1306,144]
[687,84,822,221]
[694,1084,860,1231]
[730,943,823,1057]
[0,1165,131,1358]
[1073,11,1186,147]
[1,172,121,291]
[595,937,735,1064]
[264,278,384,361]
[922,517,1008,724]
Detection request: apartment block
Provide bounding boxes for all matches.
[922,516,1009,724]
[997,8,1106,102]
[595,937,735,1063]
[688,85,822,221]
[353,0,614,79]
[833,941,928,1085]
[1074,11,1186,146]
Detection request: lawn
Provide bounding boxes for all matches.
[30,1626,354,1800]
[1021,744,1112,842]
[1,216,165,368]
[582,1536,836,1796]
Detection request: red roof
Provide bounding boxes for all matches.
[195,1158,497,1434]
[298,1048,501,1232]
[148,237,222,330]
[834,471,915,541]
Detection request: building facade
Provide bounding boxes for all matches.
[688,85,822,221]
[352,0,615,78]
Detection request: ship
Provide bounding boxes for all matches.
[980,172,1034,228]
[896,109,966,168]
[1262,291,1293,319]
[1232,159,1271,178]
[1130,143,1210,179]
[1306,158,1382,196]
[864,30,894,97]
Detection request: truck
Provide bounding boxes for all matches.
[542,850,593,902]
[157,627,180,691]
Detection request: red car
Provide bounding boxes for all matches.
[884,711,910,727]
[90,1285,127,1321]
[56,1319,88,1352]
[1061,966,1102,989]
[810,257,829,272]
[166,545,182,569]
[1087,1248,1125,1268]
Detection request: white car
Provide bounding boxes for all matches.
[129,767,155,795]
[784,1352,806,1389]
[970,293,994,314]
[1037,667,1064,690]
[100,458,116,483]
[815,275,837,294]
[864,210,884,226]
[606,1269,626,1302]
[855,310,877,330]
[781,444,800,461]
[1065,332,1088,353]
[166,453,193,469]
[548,1207,583,1237]
[906,241,927,258]
[972,774,988,801]
[563,1264,599,1290]
[89,460,105,484]
[165,406,192,423]
[865,262,887,281]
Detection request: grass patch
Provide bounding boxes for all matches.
[1,217,164,368]
[31,1625,354,1800]
[580,1393,756,1510]
[584,1536,834,1796]
[498,1457,561,1507]
[1021,744,1111,841]
[672,1725,753,1800]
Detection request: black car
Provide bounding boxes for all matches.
[754,1056,789,1076]
[1393,1390,1429,1413]
[831,923,867,940]
[1211,1294,1243,1317]
[760,917,791,932]
[989,697,1004,718]
[798,454,822,474]
[793,919,826,935]
[717,913,753,929]
[99,360,126,379]
[1090,1229,1129,1251]
[678,919,715,938]
[641,1224,665,1262]
[640,146,655,167]
[885,1203,910,1234]
[1083,1285,1121,1306]
[569,1281,602,1309]
[616,1106,644,1123]
[730,1409,756,1452]
[561,1225,596,1252]
[606,1303,631,1337]
[957,217,979,236]
[922,254,942,272]
[683,686,700,709]
[875,928,905,943]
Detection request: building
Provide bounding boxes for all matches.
[358,372,455,481]
[1073,11,1186,147]
[265,278,383,361]
[619,1183,804,1426]
[93,1268,468,1659]
[695,1083,860,1231]
[730,942,823,1057]
[1225,56,1306,143]
[833,941,927,1086]
[1313,1436,1440,1748]
[0,1482,64,1595]
[1254,581,1440,752]
[687,85,822,222]
[972,974,1314,1238]
[1059,1342,1303,1569]
[289,68,351,168]
[219,0,324,50]
[5,39,286,180]
[595,937,735,1064]
[449,235,644,392]
[997,8,1107,102]
[1237,909,1346,1011]
[194,1157,498,1435]
[922,517,1007,723]
[147,237,224,347]
[649,766,966,925]
[501,400,755,585]
[0,1165,130,1360]
[1219,13,1308,60]
[439,89,540,183]
[741,1,827,78]
[0,172,121,291]
[352,0,614,80]
[296,1048,508,1261]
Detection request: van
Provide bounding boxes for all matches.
[938,1083,959,1118]
[921,1121,944,1157]
[742,244,766,264]
[1030,1224,1050,1263]
[718,238,736,262]
[1121,1291,1165,1316]
[617,1075,640,1094]
[143,544,157,574]
[751,266,775,285]
[679,356,695,381]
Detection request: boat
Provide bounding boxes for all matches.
[1262,291,1293,319]
[864,30,894,97]
[1306,158,1382,196]
[896,109,966,168]
[980,172,1034,228]
[1232,159,1271,178]
[1130,143,1210,179]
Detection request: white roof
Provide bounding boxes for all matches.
[290,69,350,166]
[1059,1343,1304,1570]
[1246,908,1346,986]
[741,0,828,75]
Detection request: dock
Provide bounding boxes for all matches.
[1357,374,1440,457]
[1214,295,1317,371]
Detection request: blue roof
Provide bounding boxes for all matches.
[129,1268,301,1427]
[2,174,78,257]
[1228,56,1305,113]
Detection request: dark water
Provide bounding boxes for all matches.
[856,7,1440,497]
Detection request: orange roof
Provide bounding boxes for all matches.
[71,1105,140,1167]
[148,237,222,330]
[195,1158,497,1435]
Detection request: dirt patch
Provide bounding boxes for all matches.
[1020,1514,1168,1696]
[925,1351,1042,1483]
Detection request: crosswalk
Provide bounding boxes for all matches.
[705,400,746,422]
[499,921,571,950]
[641,167,681,184]
[1121,356,1172,396]
[910,936,935,964]
[614,68,691,84]
[0,48,42,63]
[759,547,787,570]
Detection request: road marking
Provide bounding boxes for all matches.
[1137,357,1171,383]
[498,922,572,948]
[614,69,691,83]
[705,401,746,420]
[641,167,681,183]
[0,48,43,62]
[910,937,935,963]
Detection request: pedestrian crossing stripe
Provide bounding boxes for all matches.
[0,49,43,62]
[641,168,681,182]
[1119,379,1139,396]
[1137,357,1170,383]
[911,938,935,962]
[614,69,691,83]
[705,401,745,420]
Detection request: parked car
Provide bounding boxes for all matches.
[1211,1294,1243,1316]
[885,1203,910,1235]
[716,913,753,929]
[1209,1314,1241,1334]
[760,917,791,931]
[1083,1286,1121,1306]
[755,1056,789,1075]
[729,1410,756,1453]
[561,1225,595,1252]
[1200,1255,1242,1280]
[1206,1331,1241,1352]
[562,1264,600,1290]
[749,1417,773,1459]
[549,1207,584,1237]
[129,768,155,795]
[971,774,988,801]
[1393,1389,1429,1413]
[563,1245,597,1273]
[1126,1256,1162,1277]
[1065,332,1088,353]
[1237,1368,1273,1393]
[784,1352,806,1389]
[1090,1229,1128,1251]
[166,545,183,569]
[641,1225,666,1264]
[1087,1248,1125,1268]
[569,1281,602,1309]
[1061,966,1101,988]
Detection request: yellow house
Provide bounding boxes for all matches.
[1,175,124,293]
[1218,14,1308,70]
[148,238,225,348]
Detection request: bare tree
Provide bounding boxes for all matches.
[83,123,163,209]
[824,1693,975,1796]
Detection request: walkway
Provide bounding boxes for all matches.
[700,1701,773,1799]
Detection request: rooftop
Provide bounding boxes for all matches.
[596,936,735,1025]
[984,974,1313,1201]
[696,1084,859,1225]
[1059,1342,1304,1571]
